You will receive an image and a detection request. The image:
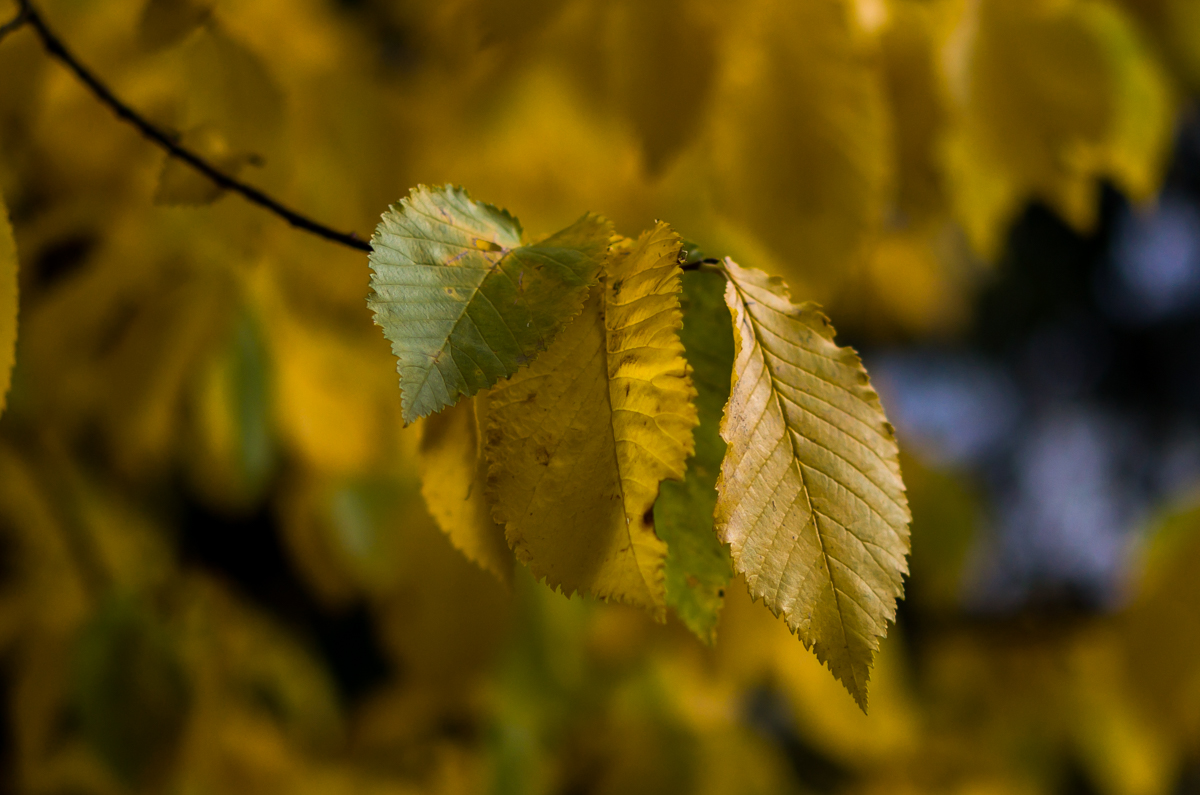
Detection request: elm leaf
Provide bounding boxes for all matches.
[368,184,610,422]
[484,223,697,617]
[655,270,735,643]
[715,258,910,710]
[419,396,513,585]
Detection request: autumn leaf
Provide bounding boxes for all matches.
[484,222,697,617]
[419,396,513,585]
[942,0,1173,256]
[715,258,910,710]
[368,185,611,422]
[138,0,214,52]
[705,0,890,286]
[605,0,719,174]
[655,270,734,643]
[0,194,17,418]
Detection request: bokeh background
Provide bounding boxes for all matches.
[0,0,1199,793]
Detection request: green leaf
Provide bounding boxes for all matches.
[72,595,191,786]
[715,258,910,711]
[484,223,697,617]
[368,185,611,422]
[655,270,734,644]
[0,194,16,418]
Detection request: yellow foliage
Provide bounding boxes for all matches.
[0,193,15,417]
[485,223,696,618]
[941,0,1174,256]
[0,0,1195,792]
[419,397,514,585]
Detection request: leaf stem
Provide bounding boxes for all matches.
[7,0,373,253]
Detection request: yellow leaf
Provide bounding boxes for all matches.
[706,0,890,287]
[485,223,697,618]
[172,23,285,169]
[942,0,1174,256]
[138,0,213,52]
[880,0,951,223]
[605,0,719,174]
[418,396,513,585]
[715,258,910,710]
[0,194,16,417]
[1117,0,1200,92]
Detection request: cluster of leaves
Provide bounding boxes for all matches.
[0,0,1196,793]
[367,184,909,707]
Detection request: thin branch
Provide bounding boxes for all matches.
[0,4,27,43]
[680,257,722,273]
[12,0,373,253]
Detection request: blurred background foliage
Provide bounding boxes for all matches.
[0,0,1199,793]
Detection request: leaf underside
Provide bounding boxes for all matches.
[655,270,735,643]
[0,195,17,417]
[715,258,910,710]
[484,223,697,617]
[368,184,611,423]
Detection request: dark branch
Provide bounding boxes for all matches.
[0,4,27,43]
[11,0,373,253]
[680,257,721,272]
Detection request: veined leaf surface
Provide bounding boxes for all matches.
[419,396,513,584]
[368,185,611,422]
[715,258,910,710]
[0,195,16,417]
[485,223,697,617]
[655,270,735,643]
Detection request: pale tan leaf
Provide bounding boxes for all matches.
[715,258,910,710]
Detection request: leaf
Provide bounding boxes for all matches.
[419,396,513,585]
[368,185,611,423]
[879,0,950,223]
[184,308,275,510]
[484,223,697,617]
[714,258,910,710]
[72,595,191,786]
[705,0,890,287]
[655,270,735,643]
[0,195,16,418]
[605,0,719,174]
[178,24,284,157]
[942,0,1174,257]
[138,0,214,52]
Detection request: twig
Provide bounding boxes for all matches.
[0,4,27,43]
[11,0,373,253]
[680,257,722,273]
